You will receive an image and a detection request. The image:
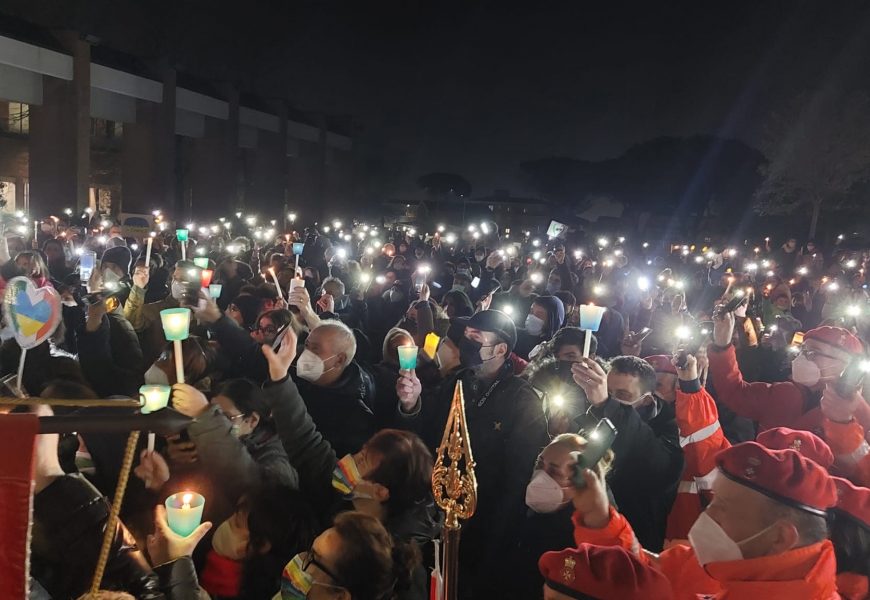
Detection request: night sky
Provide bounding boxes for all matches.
[6,1,870,200]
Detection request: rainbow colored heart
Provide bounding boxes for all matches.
[3,277,61,349]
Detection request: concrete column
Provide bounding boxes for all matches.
[29,33,91,216]
[224,86,240,212]
[159,67,177,216]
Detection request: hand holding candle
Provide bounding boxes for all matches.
[397,345,418,371]
[151,498,210,565]
[578,303,607,358]
[160,308,191,384]
[140,384,171,451]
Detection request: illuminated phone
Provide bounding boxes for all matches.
[571,418,617,487]
[80,251,96,282]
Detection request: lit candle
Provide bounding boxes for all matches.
[165,491,205,537]
[209,284,223,299]
[423,332,440,360]
[200,269,214,288]
[397,345,418,371]
[139,384,171,451]
[176,229,188,260]
[160,308,191,384]
[193,257,210,269]
[578,303,607,358]
[144,235,154,267]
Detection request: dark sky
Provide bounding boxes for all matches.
[8,1,870,199]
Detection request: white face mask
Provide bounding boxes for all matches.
[688,511,777,566]
[791,353,821,387]
[212,517,249,561]
[525,314,545,337]
[525,469,571,513]
[144,364,169,385]
[296,349,337,382]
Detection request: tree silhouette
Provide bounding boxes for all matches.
[754,90,870,238]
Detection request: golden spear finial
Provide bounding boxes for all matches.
[431,380,477,599]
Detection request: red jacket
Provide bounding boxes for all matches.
[573,506,841,599]
[665,379,730,542]
[707,344,870,434]
[823,418,870,488]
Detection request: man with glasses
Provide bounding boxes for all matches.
[710,310,869,433]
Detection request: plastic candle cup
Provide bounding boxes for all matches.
[193,257,209,269]
[139,385,171,414]
[175,229,189,242]
[160,308,191,341]
[209,284,223,299]
[165,492,205,537]
[397,346,418,371]
[200,269,214,288]
[292,242,304,255]
[423,333,441,360]
[289,278,305,292]
[578,304,607,332]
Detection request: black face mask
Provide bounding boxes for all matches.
[459,337,502,369]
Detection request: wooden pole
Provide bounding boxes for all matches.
[173,339,185,384]
[0,397,141,408]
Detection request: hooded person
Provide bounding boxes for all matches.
[515,295,565,361]
[709,317,870,433]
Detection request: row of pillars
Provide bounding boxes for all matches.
[25,32,332,221]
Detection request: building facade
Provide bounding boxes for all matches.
[0,24,353,221]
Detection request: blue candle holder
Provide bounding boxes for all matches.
[165,491,205,537]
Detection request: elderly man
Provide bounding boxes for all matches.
[571,441,839,599]
[292,319,376,458]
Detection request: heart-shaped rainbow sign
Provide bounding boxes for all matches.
[3,277,62,349]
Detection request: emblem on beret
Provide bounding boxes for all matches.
[789,439,802,452]
[562,556,576,583]
[744,456,761,479]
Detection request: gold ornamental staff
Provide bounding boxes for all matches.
[431,380,478,600]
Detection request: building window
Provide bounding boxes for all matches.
[1,102,30,135]
[91,118,123,139]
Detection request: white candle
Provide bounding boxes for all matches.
[33,220,38,240]
[145,236,153,267]
[269,267,284,301]
[173,339,185,384]
[180,240,186,261]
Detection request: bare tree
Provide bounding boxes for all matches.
[754,90,870,238]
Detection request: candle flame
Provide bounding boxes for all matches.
[182,493,192,505]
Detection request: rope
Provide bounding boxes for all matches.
[88,430,141,595]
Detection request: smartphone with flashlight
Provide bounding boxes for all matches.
[271,321,292,350]
[715,295,748,318]
[835,356,870,398]
[571,418,617,488]
[80,251,96,282]
[626,327,652,345]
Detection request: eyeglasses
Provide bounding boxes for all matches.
[301,548,345,587]
[798,346,843,363]
[254,325,278,335]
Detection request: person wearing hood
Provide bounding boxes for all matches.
[441,289,474,320]
[514,295,565,361]
[290,319,378,458]
[260,334,440,600]
[125,259,206,367]
[225,293,266,330]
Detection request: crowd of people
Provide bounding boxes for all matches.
[3,212,870,599]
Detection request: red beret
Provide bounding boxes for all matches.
[804,326,863,356]
[644,355,677,375]
[755,427,834,470]
[832,477,870,529]
[538,544,673,600]
[716,442,837,516]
